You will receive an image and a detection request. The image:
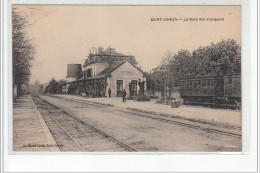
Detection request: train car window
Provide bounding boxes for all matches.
[202,80,206,86]
[228,75,232,84]
[211,80,214,86]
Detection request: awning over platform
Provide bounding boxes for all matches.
[66,76,107,84]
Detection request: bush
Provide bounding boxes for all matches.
[150,95,159,99]
[136,94,150,101]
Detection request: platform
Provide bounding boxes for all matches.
[52,94,242,127]
[13,95,59,151]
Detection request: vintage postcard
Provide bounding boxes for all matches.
[12,5,242,152]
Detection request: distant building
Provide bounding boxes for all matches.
[65,46,146,97]
[151,65,168,73]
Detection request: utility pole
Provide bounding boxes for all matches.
[164,72,167,102]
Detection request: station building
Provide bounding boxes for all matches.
[66,47,146,97]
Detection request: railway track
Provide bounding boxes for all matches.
[45,95,241,138]
[33,96,138,152]
[115,109,242,138]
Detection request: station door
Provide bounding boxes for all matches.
[116,80,123,97]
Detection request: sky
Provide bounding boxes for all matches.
[13,5,241,84]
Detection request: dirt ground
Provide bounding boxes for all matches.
[41,95,241,152]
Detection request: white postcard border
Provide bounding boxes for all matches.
[1,0,258,172]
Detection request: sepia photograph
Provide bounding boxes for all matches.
[12,5,242,152]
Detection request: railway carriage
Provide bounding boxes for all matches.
[179,74,241,108]
[223,74,241,100]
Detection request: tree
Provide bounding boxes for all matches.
[146,71,165,96]
[45,78,66,94]
[39,84,44,94]
[57,80,66,94]
[161,51,173,66]
[34,80,40,86]
[167,49,191,86]
[12,9,35,97]
[166,39,241,82]
[149,38,241,99]
[46,78,59,94]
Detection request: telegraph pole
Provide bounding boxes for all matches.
[164,71,167,102]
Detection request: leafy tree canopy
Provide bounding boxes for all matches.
[12,9,35,87]
[167,39,240,82]
[148,39,241,89]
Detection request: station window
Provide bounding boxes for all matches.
[85,69,92,78]
[84,71,87,79]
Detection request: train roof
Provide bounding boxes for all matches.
[179,73,241,81]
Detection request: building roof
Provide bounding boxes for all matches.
[98,62,125,75]
[99,61,143,76]
[66,61,144,84]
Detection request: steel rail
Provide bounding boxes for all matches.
[36,97,138,152]
[65,112,138,152]
[116,109,242,138]
[34,99,85,152]
[46,96,241,138]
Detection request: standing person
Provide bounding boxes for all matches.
[122,89,127,102]
[108,88,111,98]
